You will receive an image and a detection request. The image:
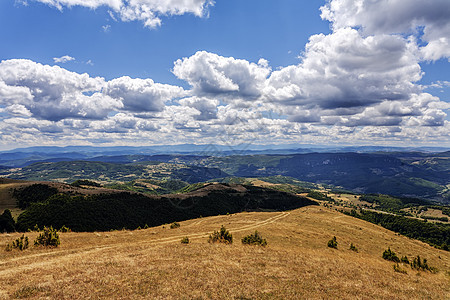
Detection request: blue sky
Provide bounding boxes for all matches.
[0,0,449,149]
[0,1,330,83]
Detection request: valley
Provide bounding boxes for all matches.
[1,148,448,203]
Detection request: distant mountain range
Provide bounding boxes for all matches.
[0,145,449,203]
[0,144,449,168]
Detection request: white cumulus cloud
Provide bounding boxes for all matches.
[320,0,450,61]
[104,76,186,112]
[265,28,422,116]
[53,55,75,63]
[173,51,271,99]
[0,59,120,121]
[30,0,214,28]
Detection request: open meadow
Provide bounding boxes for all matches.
[0,205,448,299]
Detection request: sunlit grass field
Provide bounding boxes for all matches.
[0,206,449,299]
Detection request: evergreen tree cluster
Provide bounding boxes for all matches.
[13,184,58,209]
[208,226,233,244]
[347,209,450,250]
[382,248,399,262]
[0,209,15,232]
[241,231,267,246]
[15,186,317,232]
[382,248,437,273]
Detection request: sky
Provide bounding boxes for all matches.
[0,0,449,150]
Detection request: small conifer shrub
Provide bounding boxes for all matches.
[181,237,190,244]
[400,255,409,264]
[5,234,29,251]
[208,226,233,244]
[34,226,60,247]
[382,247,400,262]
[241,231,267,246]
[170,222,180,229]
[410,255,437,272]
[59,225,71,233]
[349,243,358,252]
[327,236,338,249]
[393,263,407,274]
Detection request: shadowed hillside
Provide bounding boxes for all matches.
[15,183,317,232]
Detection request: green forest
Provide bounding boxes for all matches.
[347,209,450,250]
[14,184,317,232]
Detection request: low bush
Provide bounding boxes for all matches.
[5,234,29,251]
[208,226,232,244]
[410,255,437,272]
[382,248,400,262]
[400,255,409,264]
[181,237,189,244]
[349,243,358,252]
[327,236,338,249]
[393,263,407,274]
[34,226,60,247]
[59,225,71,233]
[241,231,267,246]
[170,222,180,229]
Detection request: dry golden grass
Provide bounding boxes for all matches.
[0,206,449,299]
[416,208,447,219]
[0,182,27,219]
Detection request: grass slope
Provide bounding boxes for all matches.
[0,179,31,219]
[0,206,448,299]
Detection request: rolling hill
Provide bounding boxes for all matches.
[2,150,448,202]
[0,206,448,299]
[14,183,317,232]
[4,160,228,184]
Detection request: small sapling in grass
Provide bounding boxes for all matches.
[208,226,233,244]
[327,236,338,249]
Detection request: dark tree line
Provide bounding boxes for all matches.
[15,185,317,232]
[347,209,449,251]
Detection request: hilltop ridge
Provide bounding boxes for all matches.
[0,205,448,299]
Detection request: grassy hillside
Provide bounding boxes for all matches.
[0,206,448,299]
[0,179,32,219]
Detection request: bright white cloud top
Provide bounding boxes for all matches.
[0,0,449,148]
[320,0,450,61]
[29,0,214,28]
[53,55,75,63]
